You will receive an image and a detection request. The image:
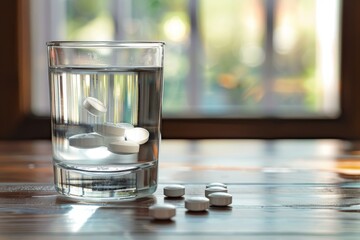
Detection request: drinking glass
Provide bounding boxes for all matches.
[47,41,164,201]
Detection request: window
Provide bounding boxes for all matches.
[31,0,341,118]
[3,0,360,139]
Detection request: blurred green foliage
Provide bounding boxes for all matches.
[64,0,339,117]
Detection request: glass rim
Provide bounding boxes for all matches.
[46,41,165,47]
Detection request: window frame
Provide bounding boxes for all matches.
[3,0,360,139]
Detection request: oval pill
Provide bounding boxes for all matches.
[69,133,104,149]
[83,97,107,116]
[185,197,209,211]
[208,192,232,206]
[95,123,126,137]
[206,182,227,189]
[107,140,139,154]
[149,204,176,220]
[205,186,227,198]
[164,185,185,198]
[125,127,149,145]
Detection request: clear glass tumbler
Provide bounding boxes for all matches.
[47,41,165,201]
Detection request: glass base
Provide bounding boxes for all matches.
[53,162,158,202]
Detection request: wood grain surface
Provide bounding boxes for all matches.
[0,140,359,239]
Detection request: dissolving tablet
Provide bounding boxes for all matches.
[205,186,228,197]
[103,136,126,147]
[125,127,149,145]
[83,97,107,116]
[206,182,227,189]
[164,185,185,198]
[95,123,126,137]
[185,197,210,211]
[208,192,232,207]
[116,123,134,129]
[107,140,140,154]
[149,204,176,220]
[69,133,104,149]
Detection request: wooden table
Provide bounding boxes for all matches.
[0,140,360,239]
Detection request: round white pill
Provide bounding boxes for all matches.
[206,182,227,189]
[83,97,107,116]
[185,197,209,211]
[95,123,126,137]
[164,185,185,198]
[125,127,149,144]
[107,140,139,154]
[116,123,134,129]
[208,192,232,206]
[69,133,104,149]
[205,186,227,198]
[103,136,126,147]
[149,204,176,220]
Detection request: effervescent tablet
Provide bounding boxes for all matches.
[205,186,227,197]
[149,204,176,220]
[116,123,134,129]
[95,123,126,137]
[185,197,209,211]
[125,127,149,144]
[206,182,227,189]
[69,133,104,149]
[83,97,107,116]
[103,136,126,147]
[208,192,232,206]
[164,185,185,197]
[108,140,139,154]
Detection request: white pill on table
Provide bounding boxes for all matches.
[185,197,209,211]
[164,185,185,198]
[206,182,227,189]
[95,123,126,137]
[83,97,107,116]
[205,186,227,198]
[149,204,176,220]
[208,192,232,207]
[107,140,139,154]
[69,133,104,149]
[125,127,149,145]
